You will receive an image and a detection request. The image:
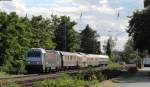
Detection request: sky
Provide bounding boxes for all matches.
[0,0,144,51]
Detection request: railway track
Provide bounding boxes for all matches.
[0,73,60,87]
[0,67,105,87]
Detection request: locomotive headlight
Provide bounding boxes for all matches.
[27,61,31,64]
[36,61,40,64]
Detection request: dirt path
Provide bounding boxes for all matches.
[112,67,150,87]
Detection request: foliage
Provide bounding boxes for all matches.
[75,67,106,82]
[106,37,115,57]
[80,24,101,54]
[30,15,55,48]
[144,0,150,7]
[106,62,122,70]
[0,12,32,73]
[127,7,150,53]
[52,15,80,52]
[34,74,99,87]
[123,39,140,64]
[109,53,121,63]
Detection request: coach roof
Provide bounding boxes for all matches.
[60,51,79,56]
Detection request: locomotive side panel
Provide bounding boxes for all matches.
[45,50,61,70]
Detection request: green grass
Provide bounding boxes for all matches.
[0,72,20,87]
[0,81,20,87]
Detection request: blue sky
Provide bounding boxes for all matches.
[0,0,144,51]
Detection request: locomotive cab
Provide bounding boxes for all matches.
[26,48,46,72]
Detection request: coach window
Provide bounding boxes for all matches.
[68,56,69,61]
[71,56,73,61]
[74,56,77,61]
[64,56,66,61]
[79,58,81,61]
[70,56,72,61]
[74,56,75,61]
[67,56,68,61]
[75,56,77,61]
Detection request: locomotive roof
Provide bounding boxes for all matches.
[29,48,46,53]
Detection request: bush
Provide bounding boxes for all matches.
[74,68,106,82]
[106,63,122,70]
[34,74,99,87]
[0,60,26,74]
[100,63,123,79]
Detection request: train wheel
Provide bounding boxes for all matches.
[44,68,50,73]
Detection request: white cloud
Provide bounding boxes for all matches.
[99,0,108,4]
[97,6,115,15]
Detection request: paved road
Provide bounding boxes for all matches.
[112,67,150,87]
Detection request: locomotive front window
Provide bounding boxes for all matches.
[27,51,41,57]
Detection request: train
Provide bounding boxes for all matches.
[26,48,109,72]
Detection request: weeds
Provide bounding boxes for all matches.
[34,73,99,87]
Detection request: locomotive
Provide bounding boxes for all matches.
[26,48,109,72]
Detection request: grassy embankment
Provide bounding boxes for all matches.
[34,63,122,87]
[0,63,125,87]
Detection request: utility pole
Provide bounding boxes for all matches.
[64,18,67,51]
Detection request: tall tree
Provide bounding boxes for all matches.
[80,24,100,54]
[0,12,32,73]
[30,16,55,49]
[95,41,101,54]
[53,16,80,52]
[127,7,150,53]
[106,37,115,57]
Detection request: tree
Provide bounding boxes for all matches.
[30,16,55,49]
[106,37,115,57]
[95,41,101,54]
[80,24,101,54]
[0,12,32,73]
[127,7,150,53]
[123,39,140,65]
[144,0,150,7]
[53,16,80,52]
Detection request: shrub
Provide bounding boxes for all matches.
[0,60,26,74]
[34,74,99,87]
[100,63,123,79]
[106,63,122,70]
